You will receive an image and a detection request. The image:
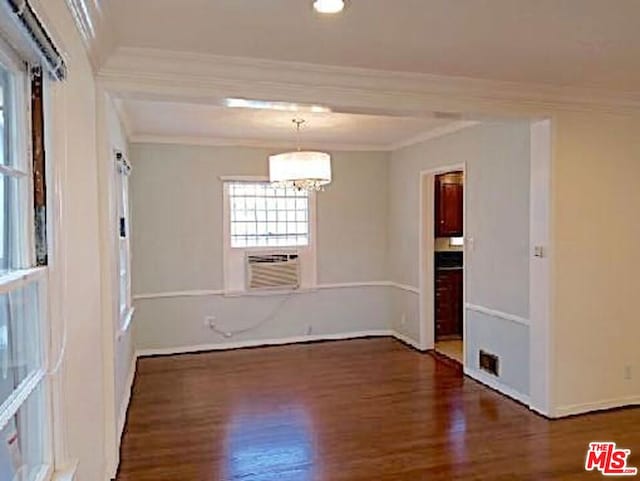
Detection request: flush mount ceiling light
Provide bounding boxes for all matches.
[225,98,331,113]
[269,119,332,192]
[313,0,345,14]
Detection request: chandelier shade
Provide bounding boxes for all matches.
[269,151,332,191]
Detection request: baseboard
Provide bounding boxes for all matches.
[464,366,530,406]
[553,396,640,418]
[136,330,394,357]
[392,331,427,351]
[117,356,137,444]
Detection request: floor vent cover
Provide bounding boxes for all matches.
[479,350,499,376]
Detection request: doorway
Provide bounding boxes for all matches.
[433,171,464,363]
[418,164,465,365]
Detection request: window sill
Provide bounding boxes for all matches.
[223,287,317,298]
[51,461,78,481]
[116,307,135,340]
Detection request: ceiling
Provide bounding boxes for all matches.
[118,98,457,150]
[106,0,640,92]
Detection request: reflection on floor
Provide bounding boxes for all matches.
[117,338,640,481]
[435,339,463,364]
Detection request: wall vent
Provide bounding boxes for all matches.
[246,252,300,291]
[479,350,499,376]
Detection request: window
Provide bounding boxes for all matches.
[115,152,132,331]
[223,179,317,292]
[228,182,309,248]
[0,41,52,481]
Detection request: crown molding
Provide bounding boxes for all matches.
[111,98,133,138]
[64,0,116,72]
[389,121,480,151]
[99,47,640,116]
[129,134,389,152]
[128,119,482,152]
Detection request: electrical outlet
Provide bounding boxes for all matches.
[401,313,407,325]
[624,365,632,380]
[307,325,313,335]
[204,315,216,328]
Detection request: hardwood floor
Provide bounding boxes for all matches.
[117,338,639,480]
[435,339,463,364]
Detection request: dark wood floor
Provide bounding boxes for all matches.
[117,338,639,481]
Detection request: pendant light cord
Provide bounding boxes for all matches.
[293,118,305,152]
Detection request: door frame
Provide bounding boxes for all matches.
[418,163,466,359]
[528,119,554,416]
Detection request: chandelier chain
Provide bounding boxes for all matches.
[293,118,305,152]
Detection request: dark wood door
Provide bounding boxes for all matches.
[435,172,463,237]
[435,269,463,340]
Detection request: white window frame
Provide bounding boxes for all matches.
[0,36,54,481]
[222,176,317,294]
[115,151,133,335]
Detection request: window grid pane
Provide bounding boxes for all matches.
[229,182,309,248]
[0,281,43,408]
[0,381,48,481]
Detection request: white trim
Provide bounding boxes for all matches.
[389,282,420,294]
[418,163,466,353]
[52,462,79,481]
[392,331,426,351]
[134,289,225,300]
[33,465,53,481]
[318,281,392,290]
[64,0,96,46]
[219,175,269,182]
[136,330,394,357]
[116,307,135,340]
[528,119,554,418]
[99,48,640,115]
[553,397,640,418]
[222,287,315,298]
[0,266,47,294]
[465,303,530,327]
[0,163,29,177]
[0,369,45,431]
[130,134,388,152]
[464,366,531,406]
[112,98,133,138]
[388,121,480,150]
[132,281,414,300]
[117,356,137,446]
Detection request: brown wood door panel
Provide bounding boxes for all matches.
[434,172,463,237]
[435,269,463,339]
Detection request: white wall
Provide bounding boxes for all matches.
[101,94,135,470]
[551,110,640,415]
[389,121,531,396]
[35,0,107,479]
[130,144,391,352]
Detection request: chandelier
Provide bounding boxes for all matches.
[269,119,332,192]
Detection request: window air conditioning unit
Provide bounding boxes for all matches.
[245,252,300,291]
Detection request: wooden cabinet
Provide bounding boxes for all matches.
[435,172,463,237]
[435,268,463,340]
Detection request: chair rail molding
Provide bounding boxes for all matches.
[465,303,530,327]
[133,281,418,301]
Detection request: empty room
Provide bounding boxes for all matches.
[0,1,638,481]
